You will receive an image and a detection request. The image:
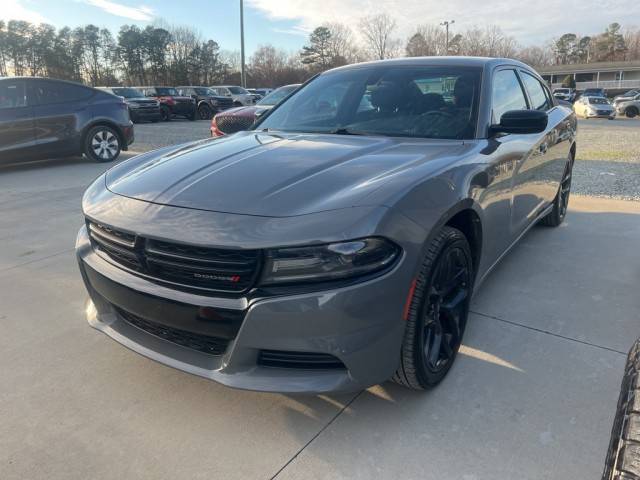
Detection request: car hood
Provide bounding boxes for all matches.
[105,132,472,217]
[218,105,263,117]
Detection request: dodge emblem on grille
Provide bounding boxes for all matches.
[193,272,241,282]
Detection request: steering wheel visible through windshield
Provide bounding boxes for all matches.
[256,66,481,139]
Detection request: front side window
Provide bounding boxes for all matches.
[0,80,26,109]
[258,66,481,140]
[521,72,551,111]
[492,69,528,123]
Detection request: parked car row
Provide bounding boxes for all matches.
[211,84,300,136]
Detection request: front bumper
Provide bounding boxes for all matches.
[130,108,162,122]
[76,207,419,393]
[585,110,615,118]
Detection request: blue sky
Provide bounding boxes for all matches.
[3,0,637,55]
[3,0,310,54]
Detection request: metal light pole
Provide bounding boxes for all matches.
[440,20,455,54]
[240,0,246,87]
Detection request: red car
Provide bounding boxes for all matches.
[211,84,300,136]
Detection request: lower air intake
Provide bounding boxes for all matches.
[258,350,346,370]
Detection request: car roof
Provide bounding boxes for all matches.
[327,56,532,73]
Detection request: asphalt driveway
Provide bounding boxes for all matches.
[1,142,639,479]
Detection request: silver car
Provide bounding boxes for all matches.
[613,93,640,118]
[573,96,616,119]
[209,85,255,107]
[77,57,577,393]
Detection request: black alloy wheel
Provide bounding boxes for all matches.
[198,104,213,120]
[422,245,471,375]
[393,226,473,390]
[160,105,171,121]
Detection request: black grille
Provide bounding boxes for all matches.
[117,308,229,355]
[88,221,261,294]
[258,350,346,370]
[216,114,256,134]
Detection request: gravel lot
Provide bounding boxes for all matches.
[133,117,640,201]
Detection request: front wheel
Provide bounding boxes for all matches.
[393,226,473,390]
[84,126,121,163]
[541,156,573,227]
[160,106,171,122]
[626,107,639,118]
[198,104,212,120]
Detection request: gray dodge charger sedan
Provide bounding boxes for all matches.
[77,57,577,393]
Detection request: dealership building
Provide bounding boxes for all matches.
[537,60,640,93]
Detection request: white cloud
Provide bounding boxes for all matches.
[1,0,47,24]
[247,0,635,45]
[82,0,154,21]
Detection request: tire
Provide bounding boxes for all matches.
[84,125,121,163]
[198,104,213,120]
[160,106,171,122]
[601,338,640,480]
[541,156,573,227]
[625,107,639,119]
[392,226,473,390]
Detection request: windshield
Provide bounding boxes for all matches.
[155,87,179,96]
[258,66,481,139]
[228,86,248,95]
[111,87,143,98]
[589,97,610,105]
[257,85,298,106]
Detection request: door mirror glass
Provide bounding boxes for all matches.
[490,109,548,135]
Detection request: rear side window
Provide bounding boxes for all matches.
[492,69,528,122]
[33,81,93,105]
[520,72,552,111]
[0,80,26,109]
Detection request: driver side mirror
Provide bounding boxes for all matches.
[490,109,548,135]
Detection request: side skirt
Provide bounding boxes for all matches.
[472,203,554,296]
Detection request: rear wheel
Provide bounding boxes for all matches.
[626,106,639,118]
[601,338,640,479]
[541,156,573,227]
[393,227,473,390]
[84,126,121,163]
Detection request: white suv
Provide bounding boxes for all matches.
[209,85,255,107]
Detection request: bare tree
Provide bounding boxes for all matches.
[323,22,361,64]
[516,45,554,67]
[358,13,401,60]
[405,24,446,57]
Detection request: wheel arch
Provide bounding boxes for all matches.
[413,199,485,280]
[81,120,127,152]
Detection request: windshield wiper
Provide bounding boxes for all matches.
[328,128,366,136]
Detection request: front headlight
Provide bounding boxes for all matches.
[260,237,400,286]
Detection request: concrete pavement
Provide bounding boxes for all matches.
[1,155,638,479]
